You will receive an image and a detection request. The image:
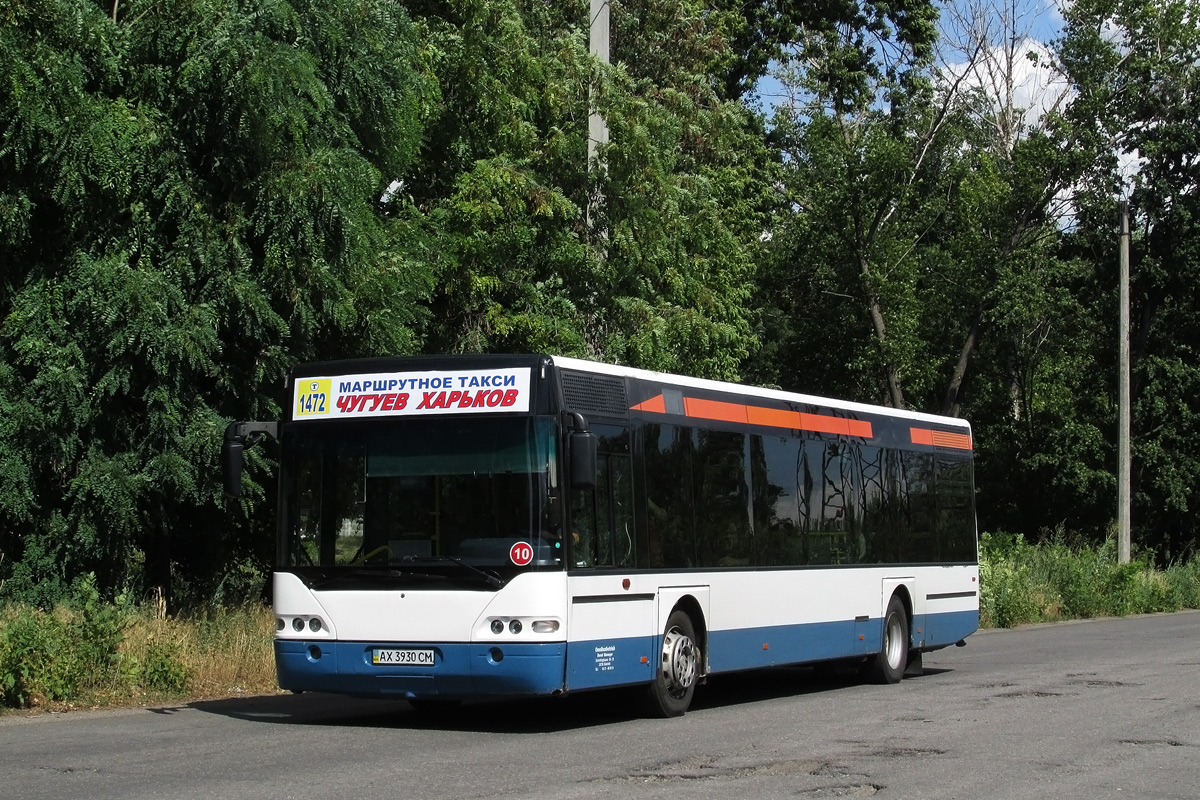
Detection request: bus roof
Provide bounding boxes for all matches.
[547,355,972,432]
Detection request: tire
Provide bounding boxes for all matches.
[644,609,701,717]
[866,595,909,685]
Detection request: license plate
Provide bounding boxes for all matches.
[372,648,436,666]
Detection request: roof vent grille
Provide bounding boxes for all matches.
[560,371,628,417]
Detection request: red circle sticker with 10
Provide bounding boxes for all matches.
[509,541,534,566]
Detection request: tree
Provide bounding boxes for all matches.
[714,0,940,103]
[0,0,435,605]
[590,0,777,380]
[754,6,974,407]
[410,0,776,381]
[755,0,1090,416]
[1055,0,1200,554]
[405,0,596,357]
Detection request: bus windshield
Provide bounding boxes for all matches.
[282,416,563,571]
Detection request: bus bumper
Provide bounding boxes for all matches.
[275,639,566,699]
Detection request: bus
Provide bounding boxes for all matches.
[223,354,978,716]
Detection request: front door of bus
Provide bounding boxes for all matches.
[566,428,653,690]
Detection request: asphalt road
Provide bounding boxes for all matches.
[2,611,1197,800]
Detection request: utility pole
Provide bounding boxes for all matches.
[587,0,609,233]
[588,0,610,169]
[1118,200,1131,564]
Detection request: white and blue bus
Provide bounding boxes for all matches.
[224,354,978,716]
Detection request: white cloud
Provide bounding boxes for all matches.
[940,36,1073,142]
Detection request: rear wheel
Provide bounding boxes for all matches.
[645,609,700,717]
[866,595,909,685]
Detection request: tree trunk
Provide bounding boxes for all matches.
[941,307,983,417]
[861,254,905,409]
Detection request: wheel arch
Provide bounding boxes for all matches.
[890,584,914,639]
[668,594,708,678]
[880,580,915,648]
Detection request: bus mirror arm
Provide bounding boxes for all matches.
[562,412,597,490]
[223,421,280,498]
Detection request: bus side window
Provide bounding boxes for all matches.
[644,423,694,569]
[903,450,936,559]
[570,426,633,569]
[576,453,634,568]
[752,433,801,567]
[936,454,975,561]
[693,429,751,567]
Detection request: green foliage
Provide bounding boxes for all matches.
[596,0,775,379]
[1054,0,1200,556]
[0,574,126,706]
[140,640,190,693]
[70,573,127,676]
[979,532,1200,628]
[1165,561,1200,609]
[0,592,263,709]
[0,609,80,707]
[0,0,435,603]
[3,0,1200,595]
[978,533,1044,628]
[408,0,773,381]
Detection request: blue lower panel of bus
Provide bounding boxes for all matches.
[707,619,867,673]
[565,635,656,691]
[706,609,979,674]
[924,608,979,650]
[275,640,567,699]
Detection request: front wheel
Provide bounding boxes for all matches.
[644,609,701,717]
[866,595,909,685]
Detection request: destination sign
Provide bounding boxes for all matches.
[292,367,532,421]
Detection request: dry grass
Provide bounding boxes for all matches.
[0,602,281,713]
[181,604,280,699]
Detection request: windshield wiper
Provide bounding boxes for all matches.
[398,555,504,589]
[311,569,447,589]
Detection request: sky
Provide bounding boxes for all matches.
[750,0,1071,124]
[938,0,1071,129]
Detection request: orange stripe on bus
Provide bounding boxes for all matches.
[684,397,747,424]
[633,394,873,439]
[631,395,666,413]
[932,430,972,450]
[910,427,934,446]
[747,406,801,429]
[910,427,972,450]
[800,413,872,438]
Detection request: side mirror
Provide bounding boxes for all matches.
[570,429,597,489]
[223,422,244,497]
[222,420,278,498]
[222,440,245,497]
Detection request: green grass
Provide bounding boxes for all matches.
[979,531,1200,628]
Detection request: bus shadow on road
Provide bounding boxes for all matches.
[691,664,952,713]
[187,664,953,733]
